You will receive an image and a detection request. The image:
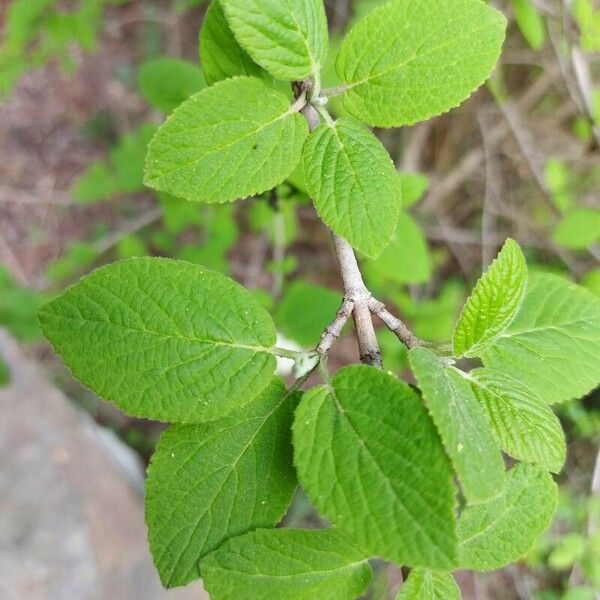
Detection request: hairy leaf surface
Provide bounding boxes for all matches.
[336,0,506,126]
[145,379,297,587]
[482,273,600,403]
[144,77,308,203]
[471,368,565,473]
[409,347,505,503]
[302,118,402,258]
[458,464,557,571]
[453,239,527,358]
[201,528,372,600]
[397,569,460,600]
[38,258,277,423]
[138,58,206,114]
[220,0,329,80]
[293,365,457,568]
[200,0,267,85]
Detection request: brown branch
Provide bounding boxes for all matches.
[368,298,421,349]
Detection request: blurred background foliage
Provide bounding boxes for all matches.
[0,0,599,598]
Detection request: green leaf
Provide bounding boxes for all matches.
[111,123,158,194]
[457,464,557,571]
[201,528,372,600]
[336,0,506,127]
[293,365,457,569]
[399,172,429,208]
[510,0,546,50]
[72,161,119,203]
[138,58,206,114]
[117,235,147,259]
[0,356,10,387]
[553,208,600,250]
[409,347,505,503]
[200,0,267,85]
[397,569,460,600]
[38,258,278,423]
[582,268,600,298]
[302,118,402,258]
[144,77,308,204]
[219,0,329,81]
[365,212,431,285]
[276,281,341,347]
[0,266,45,341]
[453,239,527,358]
[395,280,465,343]
[145,378,297,588]
[482,272,600,403]
[470,368,566,473]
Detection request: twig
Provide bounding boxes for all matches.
[297,82,423,367]
[332,235,382,367]
[299,98,383,367]
[316,298,354,355]
[368,298,421,349]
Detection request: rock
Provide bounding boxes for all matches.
[0,330,209,600]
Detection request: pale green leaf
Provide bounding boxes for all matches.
[457,464,557,571]
[276,281,341,347]
[510,0,546,50]
[553,208,600,250]
[201,528,372,600]
[0,356,10,387]
[200,0,267,85]
[482,272,600,403]
[38,258,277,423]
[399,172,429,208]
[144,77,308,204]
[138,58,206,114]
[220,0,329,81]
[365,212,431,285]
[453,239,527,358]
[293,365,457,569]
[470,368,566,473]
[397,569,460,600]
[336,0,506,127]
[112,124,158,194]
[145,379,297,587]
[582,268,600,297]
[302,118,402,258]
[72,161,118,203]
[409,347,505,503]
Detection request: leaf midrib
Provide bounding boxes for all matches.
[42,309,274,354]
